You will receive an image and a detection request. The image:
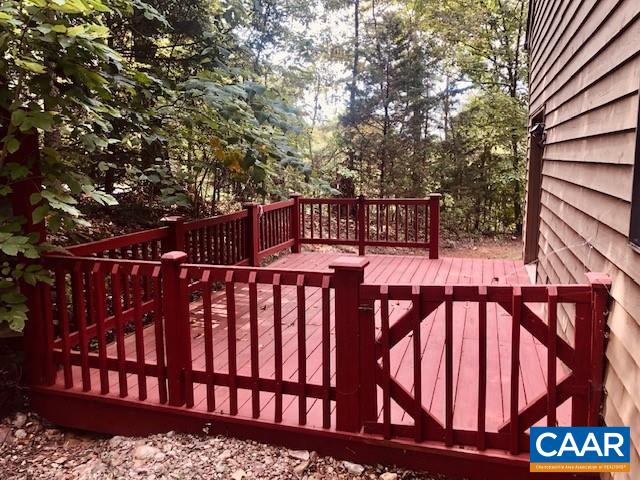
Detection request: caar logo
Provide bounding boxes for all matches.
[530,427,630,473]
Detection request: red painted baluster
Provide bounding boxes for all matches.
[345,203,350,240]
[510,286,522,454]
[202,270,216,411]
[71,263,91,392]
[110,265,128,397]
[297,274,307,426]
[423,203,428,243]
[321,274,331,429]
[394,205,399,241]
[91,265,109,394]
[358,196,366,256]
[385,203,390,241]
[273,273,283,422]
[141,242,151,299]
[235,219,241,263]
[213,224,220,264]
[83,268,93,327]
[206,226,213,263]
[376,203,381,240]
[273,210,278,246]
[120,249,131,309]
[380,285,391,439]
[404,204,409,242]
[327,204,332,239]
[199,227,205,262]
[225,223,231,264]
[337,203,342,240]
[445,285,453,446]
[179,266,194,408]
[300,202,306,243]
[477,286,487,450]
[55,269,72,388]
[413,205,420,242]
[131,265,147,400]
[41,282,56,386]
[547,286,558,427]
[412,285,422,442]
[429,194,441,259]
[310,203,315,239]
[249,271,260,418]
[152,266,167,404]
[225,270,238,414]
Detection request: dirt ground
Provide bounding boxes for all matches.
[0,412,448,480]
[441,236,522,260]
[301,236,523,261]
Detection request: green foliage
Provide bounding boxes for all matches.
[0,0,530,331]
[0,0,309,330]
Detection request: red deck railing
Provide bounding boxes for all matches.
[63,194,441,263]
[24,194,612,477]
[32,253,609,446]
[299,195,440,258]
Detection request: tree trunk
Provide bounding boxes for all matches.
[338,0,359,198]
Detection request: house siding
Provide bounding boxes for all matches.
[526,1,640,478]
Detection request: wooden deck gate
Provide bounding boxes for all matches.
[349,276,610,453]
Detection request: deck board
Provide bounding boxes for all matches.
[49,252,570,435]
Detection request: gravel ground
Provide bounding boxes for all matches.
[0,412,446,479]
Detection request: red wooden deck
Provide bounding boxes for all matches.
[40,253,569,433]
[26,195,608,479]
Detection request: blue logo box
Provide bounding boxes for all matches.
[530,427,630,473]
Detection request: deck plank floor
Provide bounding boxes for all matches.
[54,252,570,435]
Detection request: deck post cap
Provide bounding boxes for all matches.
[161,215,184,224]
[429,193,443,198]
[161,251,188,263]
[242,201,259,207]
[289,192,302,198]
[329,256,370,271]
[585,272,612,289]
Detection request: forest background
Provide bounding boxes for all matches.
[0,0,528,330]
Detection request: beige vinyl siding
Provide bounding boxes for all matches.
[526,0,640,478]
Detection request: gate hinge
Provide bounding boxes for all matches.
[358,303,374,312]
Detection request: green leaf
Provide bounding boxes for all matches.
[11,110,26,126]
[32,205,49,224]
[29,111,54,131]
[6,137,20,154]
[15,58,46,74]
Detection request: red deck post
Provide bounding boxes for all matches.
[585,272,611,426]
[243,202,260,266]
[161,216,186,253]
[429,194,441,259]
[330,256,369,432]
[573,291,593,427]
[290,193,302,253]
[161,251,190,406]
[357,195,366,256]
[6,131,48,386]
